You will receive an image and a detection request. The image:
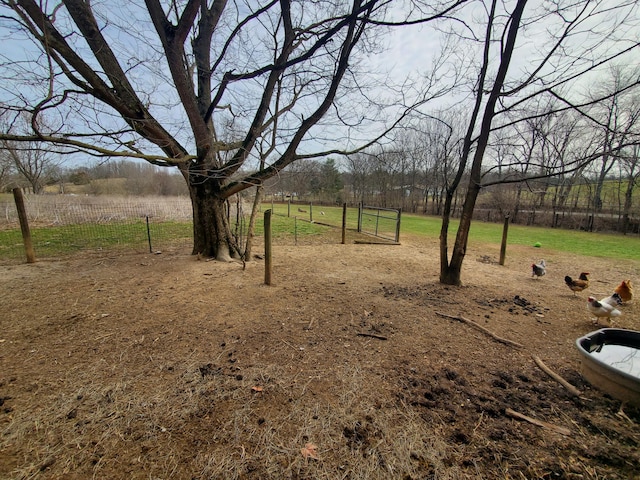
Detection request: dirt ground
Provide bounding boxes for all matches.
[1,230,639,479]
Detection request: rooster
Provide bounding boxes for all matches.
[614,279,633,303]
[565,272,589,295]
[531,260,546,279]
[587,296,621,325]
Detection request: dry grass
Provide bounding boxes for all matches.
[2,240,639,479]
[0,194,193,228]
[3,359,460,479]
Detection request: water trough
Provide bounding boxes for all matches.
[575,328,640,406]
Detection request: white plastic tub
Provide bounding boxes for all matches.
[575,328,640,406]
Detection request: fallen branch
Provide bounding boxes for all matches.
[357,332,388,340]
[533,355,582,397]
[505,408,571,436]
[435,312,523,348]
[354,240,400,245]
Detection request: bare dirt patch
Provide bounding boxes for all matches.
[1,233,639,479]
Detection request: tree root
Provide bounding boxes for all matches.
[435,311,523,348]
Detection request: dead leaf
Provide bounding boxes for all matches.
[251,386,263,392]
[301,442,318,460]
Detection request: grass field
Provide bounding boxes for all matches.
[2,200,639,261]
[269,203,640,261]
[0,213,328,260]
[401,213,640,261]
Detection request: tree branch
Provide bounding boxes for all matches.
[0,132,195,166]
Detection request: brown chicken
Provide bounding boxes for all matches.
[614,279,633,303]
[565,272,589,295]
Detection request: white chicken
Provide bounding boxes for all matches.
[587,296,621,326]
[600,292,623,308]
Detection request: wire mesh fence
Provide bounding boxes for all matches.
[266,201,401,243]
[0,195,364,263]
[0,195,195,260]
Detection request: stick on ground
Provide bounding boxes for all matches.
[533,355,582,397]
[356,333,388,340]
[435,312,523,348]
[505,408,571,436]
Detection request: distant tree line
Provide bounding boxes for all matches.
[0,149,187,197]
[264,154,640,234]
[263,97,640,234]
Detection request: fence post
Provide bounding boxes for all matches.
[395,208,402,243]
[309,202,313,223]
[287,200,291,217]
[264,209,272,285]
[342,203,347,244]
[146,216,153,253]
[499,215,510,266]
[12,188,36,263]
[357,202,362,233]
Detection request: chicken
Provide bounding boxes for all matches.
[565,272,589,295]
[600,292,622,308]
[587,296,621,325]
[531,260,546,278]
[614,279,633,303]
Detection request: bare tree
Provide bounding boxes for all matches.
[437,0,640,285]
[0,148,14,192]
[421,114,460,215]
[344,152,374,204]
[619,143,640,234]
[1,139,56,193]
[586,67,640,212]
[0,0,466,260]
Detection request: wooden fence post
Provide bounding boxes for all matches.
[499,215,510,266]
[341,203,347,244]
[264,209,272,285]
[12,188,36,263]
[395,208,402,243]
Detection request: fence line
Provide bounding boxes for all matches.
[0,195,344,262]
[0,195,195,260]
[0,194,193,227]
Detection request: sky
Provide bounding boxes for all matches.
[0,1,639,170]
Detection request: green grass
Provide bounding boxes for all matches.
[2,204,639,261]
[401,213,640,261]
[256,212,327,237]
[265,203,360,229]
[0,221,194,259]
[268,204,640,261]
[0,216,325,260]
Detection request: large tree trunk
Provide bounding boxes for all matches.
[188,179,235,261]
